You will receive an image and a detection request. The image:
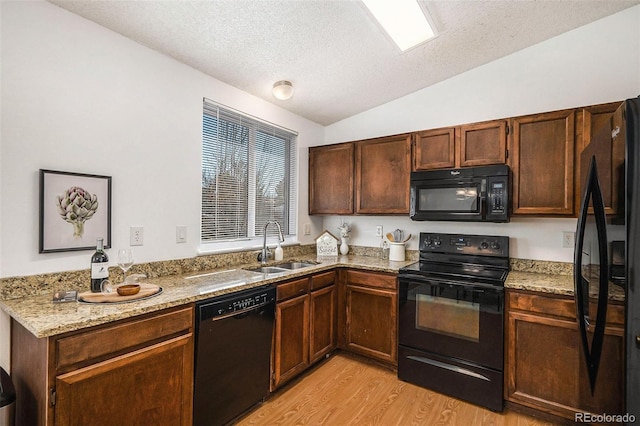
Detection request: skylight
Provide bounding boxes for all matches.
[362,0,436,51]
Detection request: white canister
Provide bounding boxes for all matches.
[389,242,406,261]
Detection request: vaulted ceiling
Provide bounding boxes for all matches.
[48,0,639,125]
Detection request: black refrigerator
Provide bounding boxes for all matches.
[574,96,639,419]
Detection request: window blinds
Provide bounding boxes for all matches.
[202,99,297,243]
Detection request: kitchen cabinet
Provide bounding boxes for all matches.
[355,134,412,214]
[341,269,397,365]
[413,120,508,170]
[509,109,576,215]
[11,306,194,426]
[309,142,354,214]
[459,120,508,167]
[575,101,624,215]
[505,290,624,421]
[413,127,456,170]
[272,271,336,390]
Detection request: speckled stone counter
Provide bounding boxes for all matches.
[0,254,414,339]
[506,260,625,303]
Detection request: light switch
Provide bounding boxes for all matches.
[176,226,187,244]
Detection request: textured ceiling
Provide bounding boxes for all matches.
[48,0,639,125]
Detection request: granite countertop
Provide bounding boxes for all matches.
[0,255,414,339]
[505,270,626,303]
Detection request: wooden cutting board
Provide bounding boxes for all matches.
[78,283,162,304]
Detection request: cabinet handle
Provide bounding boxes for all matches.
[636,335,640,346]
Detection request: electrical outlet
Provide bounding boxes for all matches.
[562,231,575,248]
[376,225,383,237]
[304,223,311,235]
[176,226,187,244]
[130,226,144,246]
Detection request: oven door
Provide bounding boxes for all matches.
[410,178,485,221]
[398,274,503,370]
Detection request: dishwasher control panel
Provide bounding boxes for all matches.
[198,285,276,320]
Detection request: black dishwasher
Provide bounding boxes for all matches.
[193,285,276,426]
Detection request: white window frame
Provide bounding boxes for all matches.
[200,99,298,254]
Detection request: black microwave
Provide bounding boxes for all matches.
[409,165,510,222]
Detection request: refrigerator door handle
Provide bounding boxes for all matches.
[574,155,610,395]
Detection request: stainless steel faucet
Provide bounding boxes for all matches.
[260,220,284,265]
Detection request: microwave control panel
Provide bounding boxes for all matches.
[487,176,509,220]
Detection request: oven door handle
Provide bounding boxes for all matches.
[406,355,491,382]
[398,274,503,292]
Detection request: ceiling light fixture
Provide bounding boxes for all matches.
[272,80,294,100]
[362,0,436,52]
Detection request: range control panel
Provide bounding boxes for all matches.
[419,232,509,257]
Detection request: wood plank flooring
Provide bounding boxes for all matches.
[237,352,561,426]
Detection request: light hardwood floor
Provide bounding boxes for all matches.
[237,352,561,426]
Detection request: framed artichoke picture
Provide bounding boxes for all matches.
[39,169,112,253]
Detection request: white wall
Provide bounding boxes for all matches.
[322,5,640,262]
[0,1,324,279]
[0,1,323,371]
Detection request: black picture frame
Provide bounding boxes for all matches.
[39,169,112,253]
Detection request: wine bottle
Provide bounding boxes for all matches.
[90,238,109,292]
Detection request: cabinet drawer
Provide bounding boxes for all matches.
[346,270,396,289]
[508,291,624,325]
[277,277,309,301]
[311,271,335,291]
[56,306,193,371]
[508,291,575,319]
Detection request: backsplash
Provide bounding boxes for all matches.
[0,244,317,300]
[0,242,569,300]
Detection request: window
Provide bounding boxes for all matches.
[202,99,297,249]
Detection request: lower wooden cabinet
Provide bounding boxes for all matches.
[272,271,336,390]
[341,269,397,365]
[505,290,624,421]
[11,306,194,426]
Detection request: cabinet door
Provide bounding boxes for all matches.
[355,134,412,214]
[510,109,575,215]
[413,127,456,170]
[505,292,624,421]
[576,102,624,215]
[459,120,508,167]
[309,143,354,214]
[310,284,336,364]
[272,294,309,389]
[54,335,193,426]
[345,284,397,364]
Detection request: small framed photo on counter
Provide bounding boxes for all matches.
[39,169,112,253]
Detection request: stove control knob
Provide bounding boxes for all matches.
[480,241,489,250]
[434,239,442,246]
[425,238,433,246]
[491,241,501,250]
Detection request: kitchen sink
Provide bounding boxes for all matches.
[244,266,289,274]
[274,261,318,270]
[244,261,319,274]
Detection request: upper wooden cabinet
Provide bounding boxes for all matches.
[309,142,354,215]
[575,101,624,215]
[459,120,508,167]
[413,120,508,171]
[413,127,456,170]
[355,134,412,214]
[510,109,576,215]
